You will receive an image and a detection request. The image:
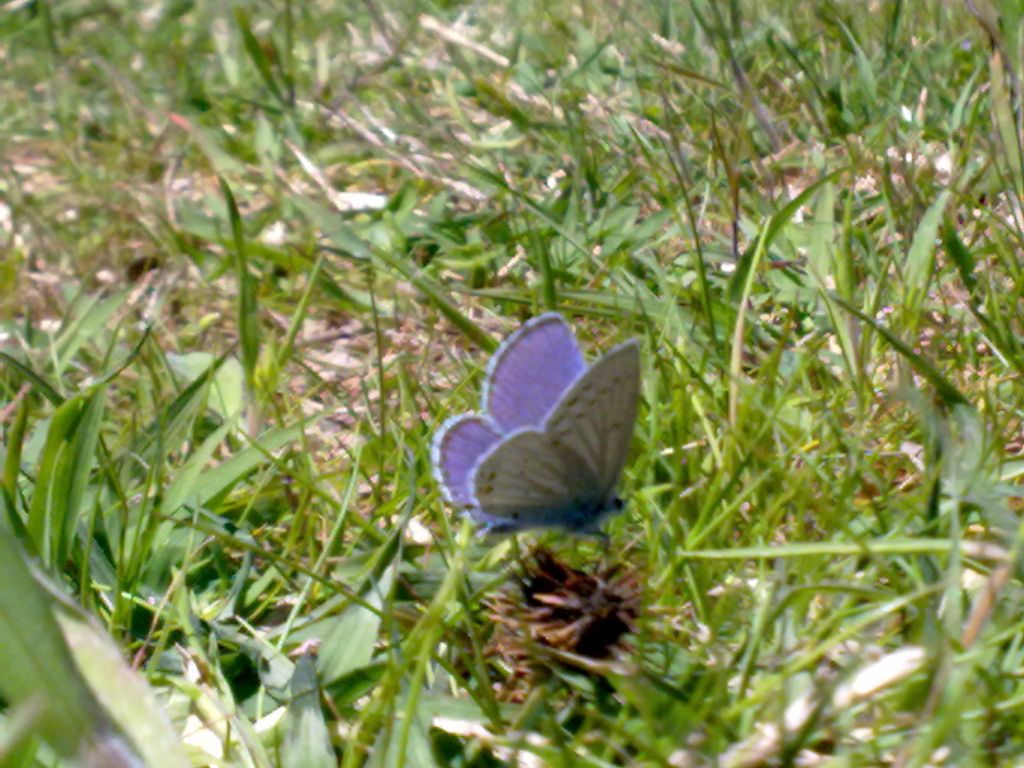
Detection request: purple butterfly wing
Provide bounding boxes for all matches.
[431,414,502,508]
[482,313,586,432]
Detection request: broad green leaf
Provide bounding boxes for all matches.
[54,291,127,377]
[166,352,244,423]
[807,181,836,281]
[161,412,239,515]
[317,567,391,684]
[0,530,130,762]
[282,653,334,768]
[184,420,310,508]
[56,600,189,768]
[381,700,434,768]
[133,352,229,465]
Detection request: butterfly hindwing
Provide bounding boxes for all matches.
[431,414,502,508]
[471,429,604,530]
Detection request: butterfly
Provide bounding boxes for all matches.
[432,313,641,534]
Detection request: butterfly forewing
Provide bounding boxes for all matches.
[472,430,603,528]
[546,340,641,498]
[483,314,586,432]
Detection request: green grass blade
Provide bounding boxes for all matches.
[177,419,312,509]
[902,190,950,330]
[1,352,64,405]
[160,413,239,515]
[133,352,228,465]
[234,7,288,108]
[219,177,261,392]
[53,291,127,378]
[942,218,977,292]
[831,294,969,407]
[27,387,106,567]
[727,169,843,303]
[679,538,993,560]
[3,397,30,512]
[373,248,496,352]
[989,50,1024,197]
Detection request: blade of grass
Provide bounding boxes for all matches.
[234,7,288,108]
[727,169,843,303]
[373,248,496,352]
[219,177,261,396]
[678,538,997,560]
[902,190,950,332]
[27,387,106,568]
[1,351,64,405]
[831,294,969,407]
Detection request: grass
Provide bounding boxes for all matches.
[2,0,1024,765]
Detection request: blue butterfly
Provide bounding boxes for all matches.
[432,314,640,534]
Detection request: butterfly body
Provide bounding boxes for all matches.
[469,495,623,535]
[433,314,641,535]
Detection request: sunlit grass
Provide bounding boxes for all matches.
[3,1,1024,765]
